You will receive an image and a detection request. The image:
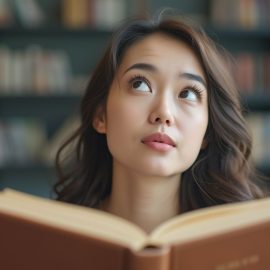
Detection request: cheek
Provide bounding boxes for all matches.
[105,96,141,148]
[181,109,208,146]
[106,89,149,131]
[106,99,139,130]
[177,113,208,171]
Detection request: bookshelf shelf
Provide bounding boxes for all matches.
[0,163,55,198]
[0,26,112,37]
[0,163,54,174]
[2,25,269,40]
[243,95,270,112]
[207,27,270,40]
[206,27,270,52]
[258,162,270,176]
[0,94,81,118]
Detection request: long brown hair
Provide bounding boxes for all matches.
[54,13,266,212]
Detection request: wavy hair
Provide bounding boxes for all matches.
[54,13,266,212]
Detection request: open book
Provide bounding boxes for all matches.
[0,189,270,270]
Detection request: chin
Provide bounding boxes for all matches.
[137,164,184,178]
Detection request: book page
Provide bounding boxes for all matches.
[0,189,148,251]
[149,197,270,245]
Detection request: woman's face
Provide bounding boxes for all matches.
[94,33,208,178]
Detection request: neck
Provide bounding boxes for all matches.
[102,163,181,234]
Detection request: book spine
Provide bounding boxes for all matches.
[234,53,255,94]
[0,0,13,26]
[126,245,170,270]
[210,0,268,29]
[12,0,46,27]
[233,52,270,95]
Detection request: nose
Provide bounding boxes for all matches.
[149,97,174,127]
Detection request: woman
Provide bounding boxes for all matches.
[54,13,265,233]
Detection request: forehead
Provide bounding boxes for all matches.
[118,32,205,78]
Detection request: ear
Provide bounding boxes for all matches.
[92,106,106,134]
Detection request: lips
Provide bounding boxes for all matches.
[141,133,176,147]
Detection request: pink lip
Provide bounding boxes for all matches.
[141,133,176,152]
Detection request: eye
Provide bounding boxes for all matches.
[179,86,203,102]
[129,75,151,92]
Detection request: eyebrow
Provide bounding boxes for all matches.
[180,73,207,88]
[124,63,207,88]
[124,63,157,74]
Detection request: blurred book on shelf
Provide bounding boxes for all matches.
[0,0,14,26]
[210,0,270,30]
[0,0,46,27]
[0,115,80,167]
[233,52,270,95]
[12,0,46,27]
[0,118,47,166]
[61,0,91,28]
[246,113,270,166]
[0,45,88,95]
[61,0,127,29]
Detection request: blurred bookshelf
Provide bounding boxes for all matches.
[0,0,270,197]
